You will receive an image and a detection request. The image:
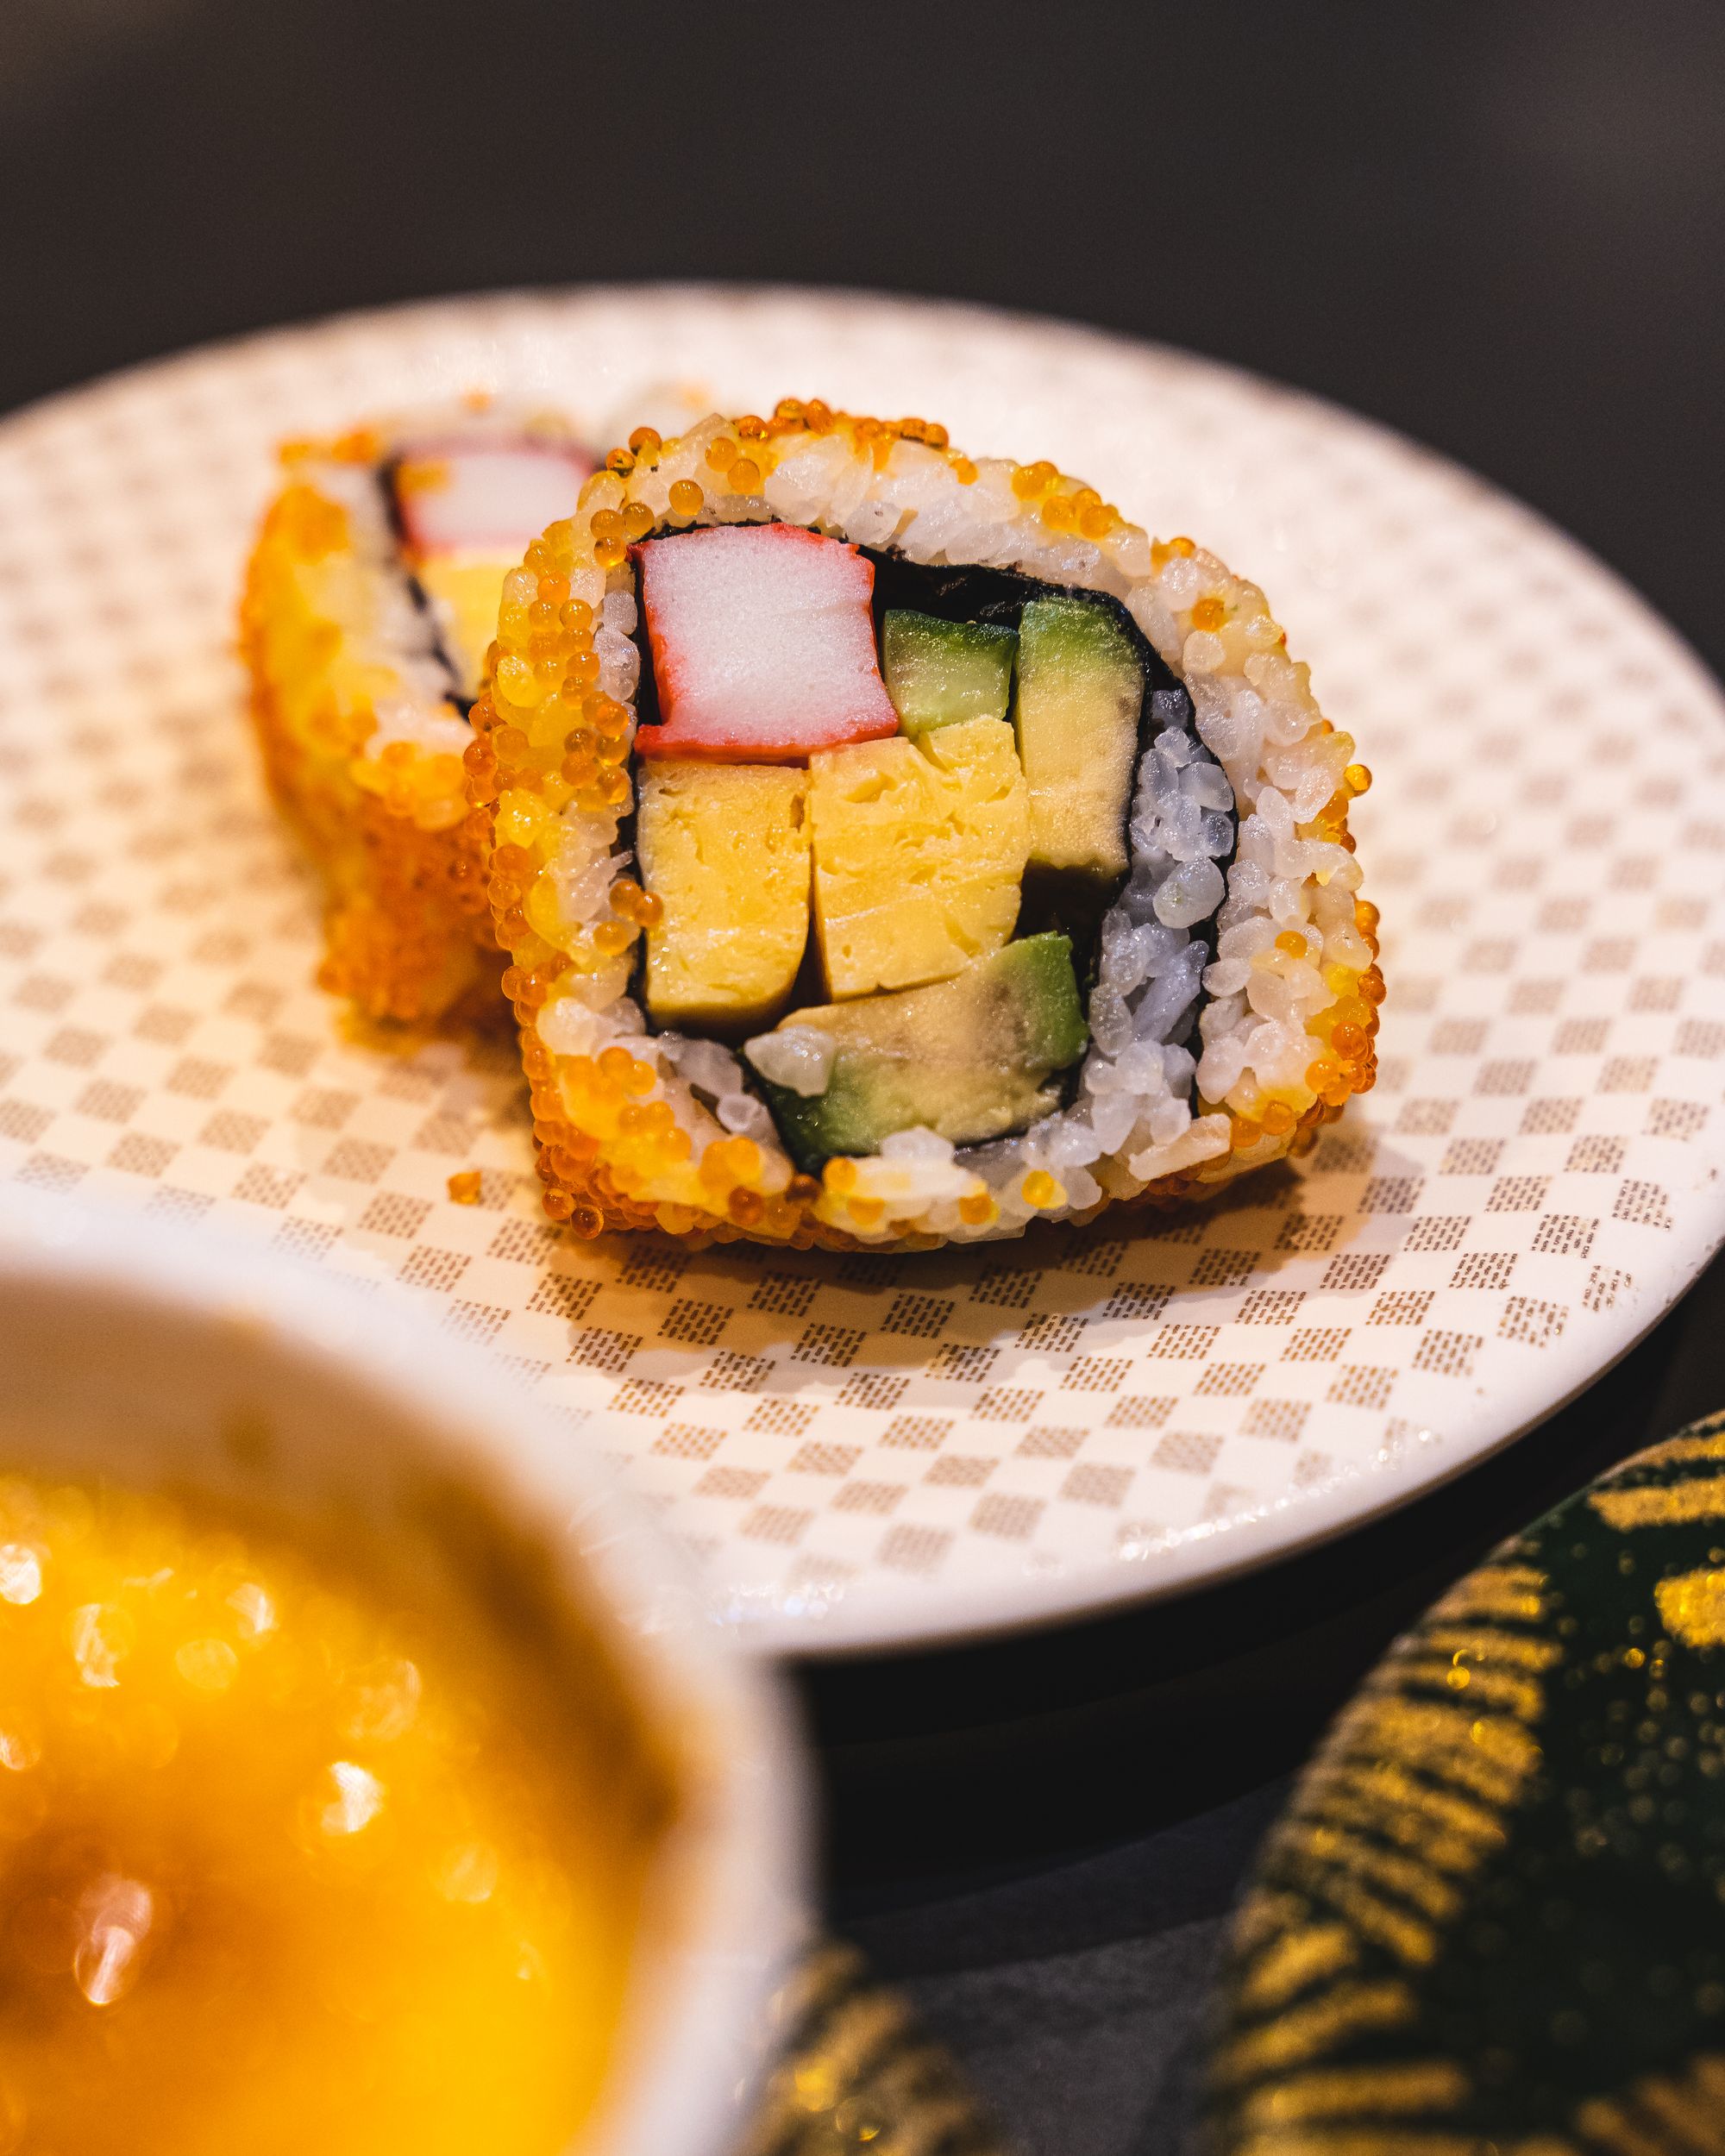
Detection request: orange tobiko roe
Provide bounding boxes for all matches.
[468,404,1381,1250]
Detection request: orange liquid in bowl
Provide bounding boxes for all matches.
[0,1473,663,2154]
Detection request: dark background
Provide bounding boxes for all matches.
[6,5,1724,2147]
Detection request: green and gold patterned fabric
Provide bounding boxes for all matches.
[1208,1408,1725,2156]
[742,1940,1007,2156]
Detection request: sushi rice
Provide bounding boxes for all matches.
[465,402,1381,1250]
[242,386,724,1025]
[242,401,605,1024]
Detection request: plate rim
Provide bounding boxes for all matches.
[3,279,1723,1661]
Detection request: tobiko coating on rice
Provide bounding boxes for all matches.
[467,404,1382,1250]
[242,404,596,1023]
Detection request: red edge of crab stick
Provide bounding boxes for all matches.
[633,522,900,762]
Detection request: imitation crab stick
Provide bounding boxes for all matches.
[632,523,900,761]
[393,441,595,560]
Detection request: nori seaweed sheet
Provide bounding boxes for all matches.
[380,459,474,717]
[860,548,1232,1001]
[621,530,1239,1160]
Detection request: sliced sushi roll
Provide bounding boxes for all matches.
[470,405,1382,1248]
[242,405,596,1022]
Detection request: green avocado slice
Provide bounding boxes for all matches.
[1013,597,1143,883]
[881,611,1018,737]
[750,934,1088,1170]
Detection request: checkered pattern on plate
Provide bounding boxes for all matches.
[0,287,1719,1653]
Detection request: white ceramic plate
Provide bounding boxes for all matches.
[0,285,1721,1658]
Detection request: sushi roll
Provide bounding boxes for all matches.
[471,404,1382,1249]
[242,405,597,1023]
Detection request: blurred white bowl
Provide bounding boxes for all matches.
[0,1185,808,2156]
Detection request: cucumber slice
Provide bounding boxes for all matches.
[882,611,1018,738]
[749,934,1088,1169]
[1013,597,1142,883]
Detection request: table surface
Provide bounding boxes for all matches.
[817,1247,1725,2150]
[4,5,1723,2148]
